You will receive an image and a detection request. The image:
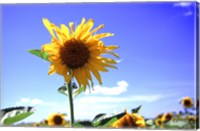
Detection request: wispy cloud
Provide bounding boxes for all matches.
[173,2,193,16]
[173,2,192,7]
[184,11,193,16]
[15,98,59,106]
[85,80,128,95]
[76,94,163,104]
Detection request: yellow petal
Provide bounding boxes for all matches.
[88,57,108,72]
[42,18,55,37]
[86,63,102,85]
[60,24,70,38]
[99,57,117,64]
[93,33,114,39]
[48,55,59,61]
[105,45,119,51]
[69,22,75,33]
[64,73,72,84]
[48,64,56,75]
[75,18,86,37]
[90,24,104,34]
[107,51,120,58]
[78,19,94,40]
[73,69,82,88]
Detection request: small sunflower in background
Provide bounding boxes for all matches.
[155,118,163,128]
[181,97,194,108]
[33,123,40,127]
[47,113,66,126]
[187,115,196,122]
[112,112,146,128]
[156,114,163,119]
[42,18,119,90]
[161,112,173,122]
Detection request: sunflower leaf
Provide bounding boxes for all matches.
[145,119,154,126]
[131,105,142,113]
[75,121,93,127]
[3,112,34,125]
[92,111,126,127]
[1,106,35,125]
[73,86,85,98]
[92,113,106,123]
[28,49,50,62]
[73,122,85,127]
[101,117,118,128]
[58,85,68,96]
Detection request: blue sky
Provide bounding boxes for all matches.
[1,2,198,123]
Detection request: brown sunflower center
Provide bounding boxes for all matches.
[60,39,90,69]
[53,115,63,125]
[184,100,191,106]
[165,114,172,121]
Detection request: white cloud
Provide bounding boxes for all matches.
[184,11,193,16]
[174,2,192,7]
[15,98,59,106]
[76,94,163,104]
[85,80,128,95]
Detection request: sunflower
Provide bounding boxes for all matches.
[187,115,196,122]
[161,112,173,122]
[42,18,119,90]
[33,123,40,127]
[156,114,163,119]
[155,119,163,128]
[181,97,194,108]
[47,113,66,126]
[112,112,146,128]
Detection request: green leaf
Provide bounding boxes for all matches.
[146,119,154,126]
[3,112,34,125]
[77,121,93,127]
[92,113,106,123]
[28,49,50,62]
[58,85,68,96]
[93,111,126,127]
[101,117,118,128]
[73,122,85,128]
[131,105,142,113]
[73,86,85,98]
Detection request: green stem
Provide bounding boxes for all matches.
[67,80,74,127]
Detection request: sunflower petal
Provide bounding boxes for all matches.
[99,57,117,64]
[93,33,114,39]
[69,22,75,33]
[75,18,86,37]
[60,24,70,38]
[42,18,55,37]
[90,24,104,34]
[105,45,119,51]
[86,63,102,85]
[48,64,56,75]
[64,73,72,84]
[107,51,120,58]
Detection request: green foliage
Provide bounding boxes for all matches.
[28,49,50,62]
[3,112,34,125]
[58,85,68,96]
[73,86,85,98]
[131,105,142,113]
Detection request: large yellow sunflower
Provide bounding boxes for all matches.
[42,18,119,90]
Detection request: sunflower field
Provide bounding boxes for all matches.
[1,17,198,130]
[1,96,199,129]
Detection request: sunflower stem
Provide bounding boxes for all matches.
[67,80,74,127]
